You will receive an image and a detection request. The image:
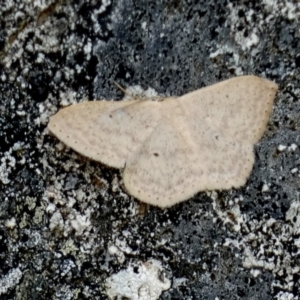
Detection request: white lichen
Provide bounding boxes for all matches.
[105,259,171,300]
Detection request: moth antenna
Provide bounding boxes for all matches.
[113,81,138,100]
[113,81,127,94]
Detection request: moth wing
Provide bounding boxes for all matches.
[178,75,277,143]
[48,100,161,168]
[123,100,254,208]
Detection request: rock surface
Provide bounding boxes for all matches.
[0,0,299,299]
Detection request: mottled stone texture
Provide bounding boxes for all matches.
[0,0,299,299]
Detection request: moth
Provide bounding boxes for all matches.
[48,76,278,208]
